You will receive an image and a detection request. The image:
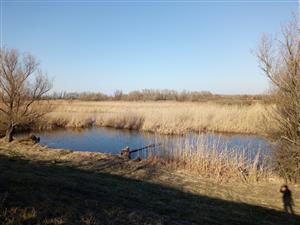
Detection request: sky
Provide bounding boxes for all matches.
[0,0,298,95]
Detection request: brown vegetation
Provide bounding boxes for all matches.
[0,140,299,224]
[0,48,52,142]
[257,17,300,182]
[48,89,268,104]
[38,100,271,135]
[153,138,271,183]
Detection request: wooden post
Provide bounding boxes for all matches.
[120,143,161,160]
[120,146,131,159]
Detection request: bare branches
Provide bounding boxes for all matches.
[257,17,300,182]
[0,47,52,141]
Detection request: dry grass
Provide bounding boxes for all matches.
[149,137,272,183]
[39,100,272,135]
[9,100,278,184]
[0,141,299,224]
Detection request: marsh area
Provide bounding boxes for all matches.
[20,127,272,161]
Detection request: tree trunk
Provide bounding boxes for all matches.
[5,123,14,142]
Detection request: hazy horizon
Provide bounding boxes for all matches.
[1,0,298,95]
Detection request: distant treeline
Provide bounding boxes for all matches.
[46,89,269,105]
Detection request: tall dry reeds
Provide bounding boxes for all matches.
[148,137,273,183]
[40,100,272,135]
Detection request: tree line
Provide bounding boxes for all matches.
[47,89,266,104]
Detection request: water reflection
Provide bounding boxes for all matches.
[29,127,272,161]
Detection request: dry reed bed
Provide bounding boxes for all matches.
[0,136,274,184]
[40,100,271,135]
[147,137,273,183]
[37,100,274,183]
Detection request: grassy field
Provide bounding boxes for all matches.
[0,140,299,225]
[38,100,273,135]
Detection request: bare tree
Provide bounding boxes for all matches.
[257,17,300,182]
[0,48,52,142]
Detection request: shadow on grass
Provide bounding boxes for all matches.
[0,154,299,225]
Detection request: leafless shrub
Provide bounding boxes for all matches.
[257,17,300,182]
[0,48,52,141]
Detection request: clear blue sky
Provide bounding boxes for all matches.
[1,0,298,94]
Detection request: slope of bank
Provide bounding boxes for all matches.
[0,140,299,225]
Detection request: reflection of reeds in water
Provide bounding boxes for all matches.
[146,135,272,183]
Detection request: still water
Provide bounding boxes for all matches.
[30,127,272,160]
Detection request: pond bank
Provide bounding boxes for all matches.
[0,140,299,224]
[17,127,270,157]
[15,127,273,183]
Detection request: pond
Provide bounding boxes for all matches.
[25,127,272,161]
